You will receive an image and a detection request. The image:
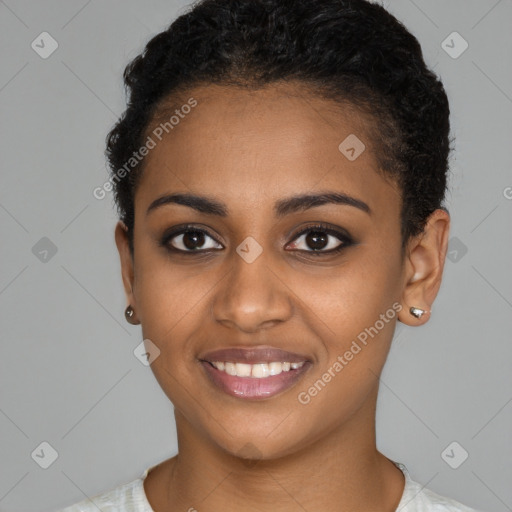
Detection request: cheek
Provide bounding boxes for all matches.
[292,263,402,431]
[132,252,226,395]
[300,248,403,339]
[133,238,209,322]
[133,263,208,408]
[135,266,210,348]
[294,247,403,410]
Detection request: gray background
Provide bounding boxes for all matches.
[0,0,511,511]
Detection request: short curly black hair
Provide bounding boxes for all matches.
[105,0,452,256]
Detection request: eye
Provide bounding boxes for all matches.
[287,223,353,255]
[160,222,353,256]
[161,225,223,253]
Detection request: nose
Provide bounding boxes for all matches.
[212,249,294,333]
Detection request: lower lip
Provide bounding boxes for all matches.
[200,361,311,400]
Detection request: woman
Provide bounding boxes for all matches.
[59,0,482,510]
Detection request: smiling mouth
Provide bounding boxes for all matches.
[206,360,306,378]
[199,358,312,400]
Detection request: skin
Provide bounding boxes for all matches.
[115,81,450,512]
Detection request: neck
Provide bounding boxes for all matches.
[154,388,404,512]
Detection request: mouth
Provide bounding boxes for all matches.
[198,346,312,400]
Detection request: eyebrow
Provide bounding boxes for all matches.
[146,191,371,218]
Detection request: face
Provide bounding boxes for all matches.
[117,82,412,460]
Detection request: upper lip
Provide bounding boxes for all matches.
[199,345,311,364]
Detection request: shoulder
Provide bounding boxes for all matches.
[56,472,153,512]
[394,462,484,512]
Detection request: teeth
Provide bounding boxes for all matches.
[235,362,252,377]
[252,363,269,378]
[210,361,305,378]
[224,362,237,376]
[268,362,282,375]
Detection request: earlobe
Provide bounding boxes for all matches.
[397,305,431,325]
[409,306,430,319]
[114,221,140,324]
[397,209,450,327]
[124,304,140,325]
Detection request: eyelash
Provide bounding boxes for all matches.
[286,223,353,256]
[160,222,353,257]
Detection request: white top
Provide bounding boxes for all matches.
[57,461,482,511]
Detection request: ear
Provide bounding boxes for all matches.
[398,208,450,326]
[114,220,139,324]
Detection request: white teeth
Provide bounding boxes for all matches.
[268,362,282,375]
[251,363,270,378]
[209,361,305,378]
[235,362,252,377]
[224,362,237,376]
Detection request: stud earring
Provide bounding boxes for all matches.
[409,306,429,319]
[125,305,138,324]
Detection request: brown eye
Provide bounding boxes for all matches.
[163,227,223,252]
[304,231,330,250]
[287,223,353,255]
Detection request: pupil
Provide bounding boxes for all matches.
[183,231,204,250]
[306,231,327,250]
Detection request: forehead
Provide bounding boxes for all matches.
[135,82,397,215]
